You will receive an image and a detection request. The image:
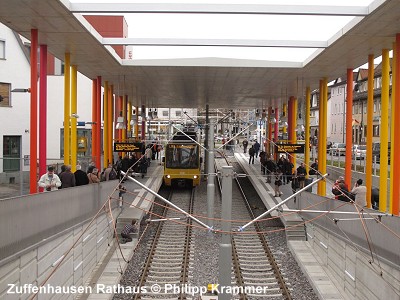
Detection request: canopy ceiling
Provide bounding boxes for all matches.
[0,0,399,109]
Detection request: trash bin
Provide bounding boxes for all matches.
[305,178,313,193]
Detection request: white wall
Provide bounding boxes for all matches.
[0,24,31,172]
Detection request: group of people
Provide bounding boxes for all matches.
[332,176,367,207]
[38,163,102,192]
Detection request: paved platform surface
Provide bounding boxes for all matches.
[83,162,164,300]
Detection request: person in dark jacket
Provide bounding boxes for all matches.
[282,158,293,184]
[74,164,89,186]
[296,162,307,188]
[59,165,76,188]
[248,146,255,164]
[332,177,351,202]
[253,141,261,158]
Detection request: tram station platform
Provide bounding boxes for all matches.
[233,151,348,300]
[83,162,164,300]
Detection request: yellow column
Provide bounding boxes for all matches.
[305,87,311,178]
[103,81,109,168]
[127,100,132,137]
[390,41,397,214]
[366,55,374,208]
[283,103,287,134]
[70,65,77,172]
[379,49,390,212]
[63,53,71,165]
[122,95,127,142]
[108,85,114,164]
[317,80,324,195]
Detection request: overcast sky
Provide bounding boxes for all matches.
[70,0,378,63]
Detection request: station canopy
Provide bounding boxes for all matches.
[0,0,399,109]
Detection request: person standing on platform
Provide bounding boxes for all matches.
[38,166,62,192]
[309,159,318,176]
[140,155,148,178]
[75,164,89,186]
[351,179,367,207]
[296,162,307,189]
[59,165,76,189]
[145,145,152,167]
[248,145,255,164]
[253,141,260,158]
[88,168,100,184]
[274,169,283,197]
[243,138,248,153]
[283,158,293,184]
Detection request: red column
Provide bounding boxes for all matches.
[274,107,279,142]
[92,79,97,164]
[30,29,38,194]
[96,76,102,169]
[393,34,400,215]
[39,45,47,192]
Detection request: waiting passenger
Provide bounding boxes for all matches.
[351,179,367,207]
[38,166,62,192]
[59,165,76,188]
[88,168,100,184]
[74,164,89,186]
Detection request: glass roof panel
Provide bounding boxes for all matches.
[71,0,376,61]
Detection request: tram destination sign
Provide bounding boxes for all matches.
[275,143,305,154]
[114,142,142,152]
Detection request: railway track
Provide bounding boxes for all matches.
[215,154,292,300]
[134,188,195,300]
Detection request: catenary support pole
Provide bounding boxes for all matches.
[204,104,209,176]
[218,166,233,300]
[207,122,215,228]
[71,65,78,172]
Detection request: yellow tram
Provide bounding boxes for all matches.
[163,131,201,187]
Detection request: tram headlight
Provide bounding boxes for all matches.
[193,175,198,179]
[166,175,171,179]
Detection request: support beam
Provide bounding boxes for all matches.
[305,87,310,178]
[39,45,47,184]
[103,81,109,168]
[30,29,38,194]
[71,65,78,172]
[379,49,390,212]
[70,3,369,16]
[96,76,102,169]
[366,55,374,209]
[63,53,70,167]
[345,69,354,188]
[102,37,328,48]
[108,85,114,165]
[207,122,215,228]
[392,36,400,215]
[92,79,97,165]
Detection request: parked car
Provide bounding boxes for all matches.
[329,143,346,156]
[352,144,367,160]
[374,142,391,164]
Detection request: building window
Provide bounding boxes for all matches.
[175,110,181,117]
[0,82,11,107]
[162,110,168,117]
[0,40,5,59]
[373,125,380,137]
[3,136,21,172]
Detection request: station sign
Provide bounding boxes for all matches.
[275,143,305,154]
[114,142,143,152]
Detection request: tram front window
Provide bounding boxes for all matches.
[166,144,199,169]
